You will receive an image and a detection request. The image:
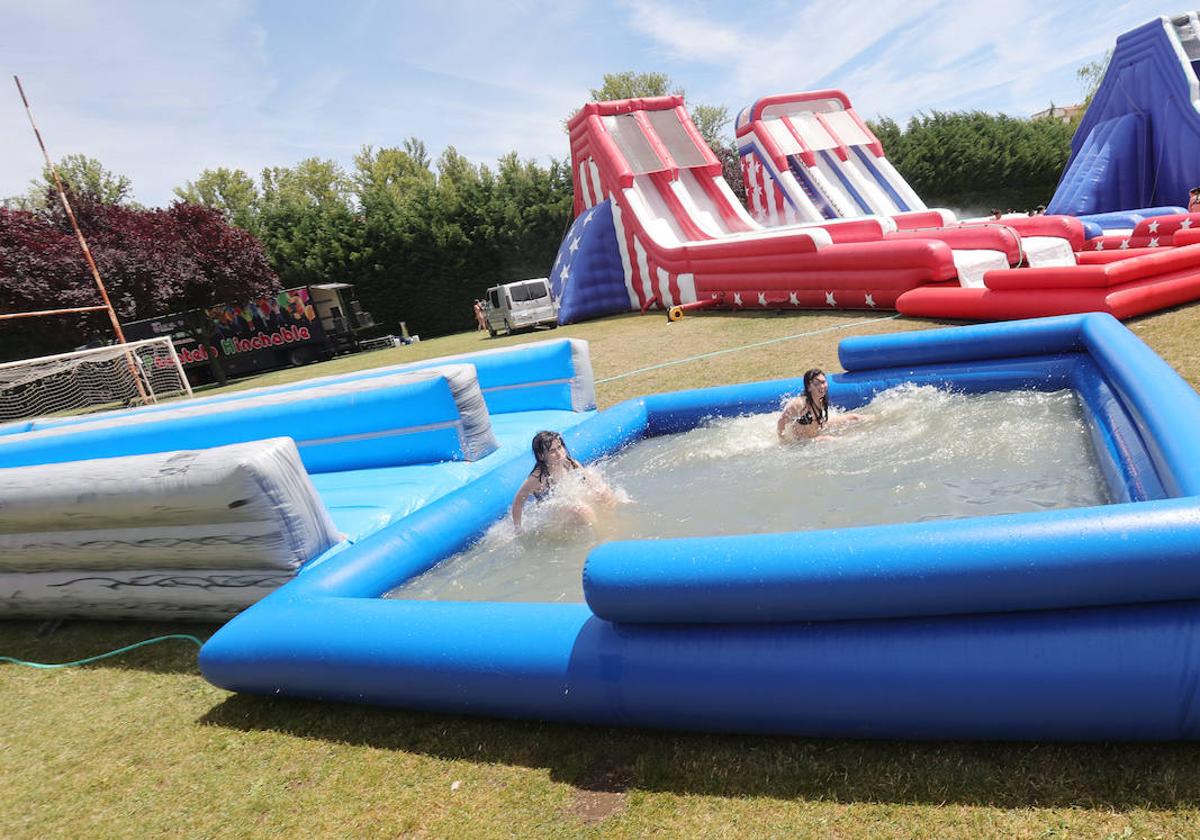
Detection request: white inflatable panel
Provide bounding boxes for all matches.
[1023,236,1078,268]
[951,250,1010,288]
[0,436,340,572]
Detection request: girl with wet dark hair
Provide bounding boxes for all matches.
[511,431,614,530]
[777,368,864,441]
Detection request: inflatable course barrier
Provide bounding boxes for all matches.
[0,366,497,472]
[0,439,340,620]
[202,314,1200,741]
[1048,13,1200,216]
[0,340,598,619]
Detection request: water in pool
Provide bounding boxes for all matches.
[387,385,1110,603]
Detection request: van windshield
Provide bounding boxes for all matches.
[508,282,549,303]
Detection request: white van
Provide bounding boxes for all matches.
[483,278,559,336]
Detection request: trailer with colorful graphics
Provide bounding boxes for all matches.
[124,284,376,385]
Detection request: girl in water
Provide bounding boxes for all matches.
[777,368,865,441]
[511,430,616,530]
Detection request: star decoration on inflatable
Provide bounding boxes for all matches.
[559,264,570,283]
[568,237,581,254]
[1148,237,1159,247]
[825,291,837,307]
[1095,241,1105,250]
[788,292,800,306]
[864,293,877,308]
[1148,220,1160,234]
[1181,219,1193,229]
[733,292,743,307]
[1119,240,1130,249]
[758,292,768,307]
[582,211,595,226]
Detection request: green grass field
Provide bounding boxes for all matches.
[4,305,1200,838]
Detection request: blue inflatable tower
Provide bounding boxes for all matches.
[1048,13,1200,216]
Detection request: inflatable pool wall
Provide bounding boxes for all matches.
[201,314,1200,741]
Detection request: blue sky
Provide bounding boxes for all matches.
[0,0,1162,206]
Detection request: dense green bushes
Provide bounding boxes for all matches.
[176,145,574,338]
[870,111,1075,212]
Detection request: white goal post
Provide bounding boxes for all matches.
[0,337,193,425]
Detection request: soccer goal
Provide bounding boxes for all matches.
[0,337,193,425]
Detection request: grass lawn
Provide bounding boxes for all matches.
[4,305,1200,838]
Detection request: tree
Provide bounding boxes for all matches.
[571,71,732,145]
[0,196,277,370]
[24,154,134,209]
[174,167,261,233]
[589,71,679,102]
[691,104,731,149]
[255,158,363,287]
[1077,52,1111,112]
[867,111,1074,212]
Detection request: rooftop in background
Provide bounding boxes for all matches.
[1031,104,1084,122]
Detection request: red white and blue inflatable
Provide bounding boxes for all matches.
[550,13,1200,324]
[551,93,1200,324]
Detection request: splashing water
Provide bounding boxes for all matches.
[387,386,1109,603]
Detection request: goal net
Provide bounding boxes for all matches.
[0,337,193,425]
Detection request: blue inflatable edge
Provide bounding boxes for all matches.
[2,339,589,438]
[200,313,1200,741]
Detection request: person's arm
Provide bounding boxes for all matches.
[777,398,800,439]
[511,475,538,530]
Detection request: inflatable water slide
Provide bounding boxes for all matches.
[1047,13,1200,217]
[552,94,1200,323]
[553,95,963,322]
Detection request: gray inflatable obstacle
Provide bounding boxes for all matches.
[0,438,341,620]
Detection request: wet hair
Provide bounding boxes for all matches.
[802,368,829,425]
[530,430,580,482]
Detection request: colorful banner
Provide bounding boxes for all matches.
[204,288,320,357]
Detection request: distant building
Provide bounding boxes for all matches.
[1031,104,1084,123]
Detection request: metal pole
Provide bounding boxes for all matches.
[162,336,194,397]
[13,75,151,402]
[0,305,110,320]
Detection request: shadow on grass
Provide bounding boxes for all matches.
[200,692,1200,810]
[0,620,215,675]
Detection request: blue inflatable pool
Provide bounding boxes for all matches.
[200,314,1200,741]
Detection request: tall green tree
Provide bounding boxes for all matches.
[255,158,363,287]
[12,154,134,210]
[174,167,261,233]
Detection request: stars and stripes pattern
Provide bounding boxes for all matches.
[741,151,797,226]
[566,106,895,315]
[1088,213,1200,250]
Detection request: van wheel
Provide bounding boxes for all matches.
[504,320,513,335]
[286,347,314,366]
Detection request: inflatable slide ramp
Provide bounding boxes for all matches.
[1048,13,1200,216]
